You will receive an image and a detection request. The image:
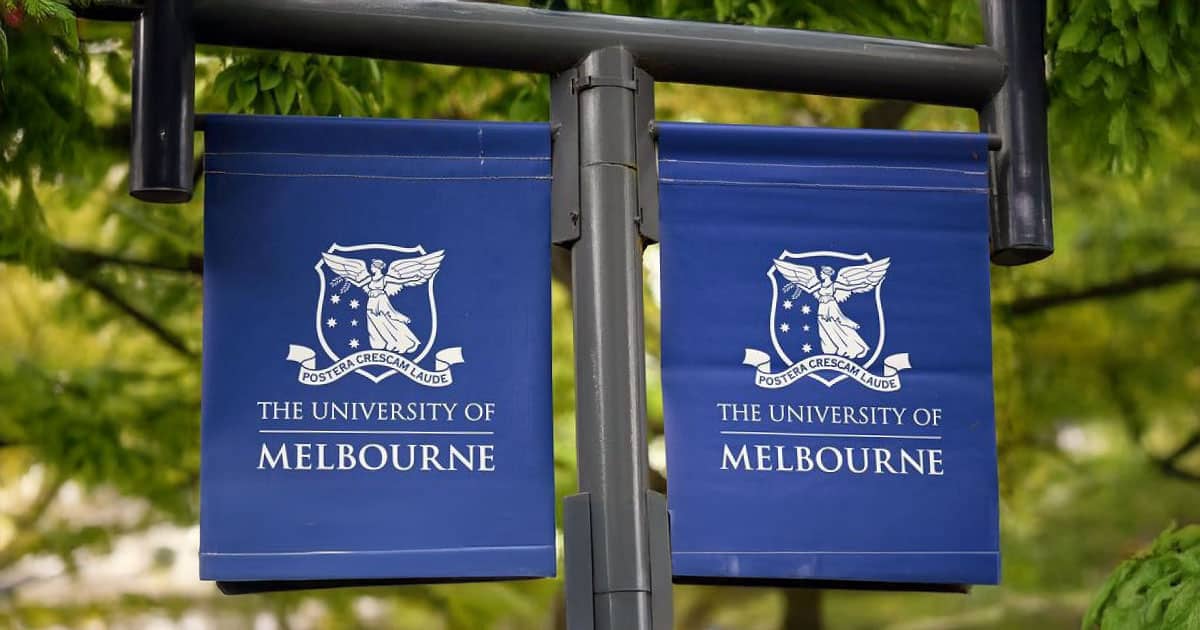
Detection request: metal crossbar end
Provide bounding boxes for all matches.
[130,0,196,203]
[980,0,1053,265]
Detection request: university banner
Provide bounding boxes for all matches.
[658,123,1000,586]
[201,116,555,583]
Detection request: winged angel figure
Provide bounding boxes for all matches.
[321,250,445,354]
[774,257,890,359]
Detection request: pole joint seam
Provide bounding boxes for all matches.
[573,75,638,93]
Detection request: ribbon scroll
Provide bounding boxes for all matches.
[743,348,911,391]
[287,344,465,387]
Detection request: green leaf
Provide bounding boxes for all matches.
[1103,67,1132,99]
[1137,15,1170,71]
[333,81,363,117]
[1108,106,1129,146]
[233,79,258,112]
[239,63,259,81]
[211,67,236,103]
[258,66,283,91]
[1163,581,1200,629]
[310,77,332,114]
[254,92,276,115]
[1099,33,1125,64]
[1171,1,1192,30]
[1124,36,1141,65]
[0,26,7,64]
[366,59,382,85]
[1080,59,1107,88]
[1059,17,1091,51]
[273,78,298,114]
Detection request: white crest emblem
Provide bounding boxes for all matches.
[286,243,464,387]
[743,250,911,391]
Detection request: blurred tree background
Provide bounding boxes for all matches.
[0,0,1198,628]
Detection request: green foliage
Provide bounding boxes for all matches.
[209,52,384,117]
[1084,525,1200,629]
[1048,0,1200,171]
[563,0,979,41]
[0,1,79,58]
[0,21,111,274]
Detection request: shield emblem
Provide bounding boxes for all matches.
[767,250,886,387]
[314,242,439,383]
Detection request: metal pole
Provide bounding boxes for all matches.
[181,0,1003,108]
[980,0,1053,264]
[568,47,657,630]
[130,0,195,202]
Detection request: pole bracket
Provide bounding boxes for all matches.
[564,493,595,630]
[562,492,673,630]
[551,68,581,246]
[633,68,659,244]
[550,65,659,246]
[646,489,673,629]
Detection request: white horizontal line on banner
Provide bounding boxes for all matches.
[203,544,554,557]
[719,430,941,440]
[659,178,988,193]
[208,151,551,160]
[208,170,551,181]
[674,550,998,555]
[258,429,495,436]
[659,158,987,176]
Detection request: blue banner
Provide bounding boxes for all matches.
[658,123,1000,586]
[201,116,555,582]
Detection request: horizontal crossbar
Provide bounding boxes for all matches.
[81,0,1006,108]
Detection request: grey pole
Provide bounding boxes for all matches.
[980,0,1054,264]
[567,47,656,630]
[129,0,194,203]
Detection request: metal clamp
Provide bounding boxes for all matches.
[633,68,659,244]
[550,63,659,246]
[564,491,673,630]
[550,68,582,245]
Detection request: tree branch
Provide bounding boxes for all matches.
[1,246,202,276]
[859,100,915,130]
[58,245,202,275]
[1156,431,1200,482]
[2,244,200,358]
[13,473,64,533]
[65,270,197,360]
[1108,370,1200,483]
[1156,460,1200,483]
[1006,265,1200,316]
[1166,431,1200,461]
